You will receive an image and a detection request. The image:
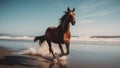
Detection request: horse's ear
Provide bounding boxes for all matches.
[67,7,70,12]
[73,8,75,12]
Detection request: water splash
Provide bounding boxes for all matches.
[14,42,67,63]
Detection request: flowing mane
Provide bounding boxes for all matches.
[58,12,70,32]
[59,12,69,25]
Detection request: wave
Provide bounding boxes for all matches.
[0,35,120,42]
[71,36,120,42]
[0,36,34,40]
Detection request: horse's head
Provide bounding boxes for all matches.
[67,7,76,25]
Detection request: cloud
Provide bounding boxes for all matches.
[80,9,112,19]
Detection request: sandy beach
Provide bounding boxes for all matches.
[0,40,120,68]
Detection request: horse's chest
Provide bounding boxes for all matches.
[63,32,71,41]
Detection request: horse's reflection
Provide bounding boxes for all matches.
[37,56,67,68]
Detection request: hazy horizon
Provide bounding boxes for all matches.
[0,0,120,36]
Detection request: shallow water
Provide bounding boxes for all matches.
[0,40,120,68]
[69,43,120,68]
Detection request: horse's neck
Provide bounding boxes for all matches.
[64,22,70,32]
[58,21,70,33]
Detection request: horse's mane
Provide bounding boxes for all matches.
[58,12,70,32]
[59,12,69,25]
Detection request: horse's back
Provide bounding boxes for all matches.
[45,26,63,43]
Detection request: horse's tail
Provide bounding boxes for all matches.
[34,35,46,46]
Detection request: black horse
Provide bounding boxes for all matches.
[34,7,76,60]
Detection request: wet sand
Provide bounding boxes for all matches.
[0,46,46,68]
[0,46,67,68]
[0,44,120,68]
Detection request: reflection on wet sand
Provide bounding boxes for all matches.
[0,53,67,68]
[32,55,67,68]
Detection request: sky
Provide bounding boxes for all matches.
[0,0,120,36]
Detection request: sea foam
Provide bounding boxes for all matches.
[1,35,120,42]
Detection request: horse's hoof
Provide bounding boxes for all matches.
[53,59,57,63]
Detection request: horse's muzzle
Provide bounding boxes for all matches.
[72,21,76,25]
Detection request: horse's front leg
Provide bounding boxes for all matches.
[59,43,65,57]
[65,41,70,55]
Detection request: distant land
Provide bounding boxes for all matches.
[0,33,13,36]
[0,33,33,37]
[90,36,120,38]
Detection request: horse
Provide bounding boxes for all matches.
[34,7,76,60]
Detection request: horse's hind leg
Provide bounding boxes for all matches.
[59,43,65,57]
[47,40,55,59]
